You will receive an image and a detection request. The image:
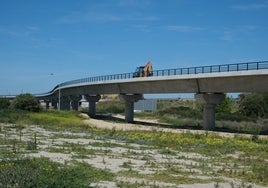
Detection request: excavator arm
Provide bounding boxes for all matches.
[133,61,153,78]
[143,61,153,77]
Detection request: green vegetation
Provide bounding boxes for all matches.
[1,92,268,187]
[0,110,85,131]
[0,158,113,188]
[0,110,268,187]
[0,98,10,109]
[11,93,41,112]
[238,93,268,118]
[96,100,125,114]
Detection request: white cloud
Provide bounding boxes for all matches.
[0,26,39,37]
[167,25,204,32]
[58,10,158,24]
[219,25,258,41]
[220,31,233,41]
[231,1,268,10]
[130,24,150,32]
[117,0,151,8]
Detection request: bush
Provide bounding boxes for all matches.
[238,93,268,118]
[11,93,41,112]
[0,98,10,109]
[216,96,236,113]
[0,158,113,188]
[96,101,125,114]
[156,106,202,119]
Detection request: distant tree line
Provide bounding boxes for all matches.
[0,93,268,119]
[0,93,41,112]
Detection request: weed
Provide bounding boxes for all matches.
[0,158,114,188]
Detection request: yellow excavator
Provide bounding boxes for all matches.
[133,61,153,77]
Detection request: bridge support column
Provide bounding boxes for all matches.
[85,94,101,117]
[196,93,225,130]
[60,96,70,110]
[52,98,58,109]
[120,94,143,123]
[44,100,50,110]
[70,95,82,111]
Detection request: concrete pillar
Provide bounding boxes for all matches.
[60,96,71,110]
[52,98,58,109]
[119,94,143,123]
[85,94,101,117]
[44,100,50,110]
[196,93,225,130]
[70,95,82,111]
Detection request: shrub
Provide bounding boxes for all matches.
[238,93,268,118]
[0,158,113,188]
[216,96,236,113]
[96,101,125,114]
[0,98,10,109]
[156,106,202,119]
[11,93,41,112]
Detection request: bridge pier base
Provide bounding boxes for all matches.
[52,99,58,109]
[196,93,225,130]
[60,96,71,110]
[44,100,50,110]
[120,94,143,123]
[85,94,101,117]
[70,95,82,111]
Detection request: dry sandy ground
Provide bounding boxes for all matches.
[84,114,268,139]
[1,115,267,188]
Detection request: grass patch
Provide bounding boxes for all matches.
[0,110,86,131]
[0,157,114,188]
[96,100,125,114]
[90,128,268,185]
[1,108,268,186]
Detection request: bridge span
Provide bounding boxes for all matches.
[2,61,268,130]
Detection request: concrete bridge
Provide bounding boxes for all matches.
[2,61,268,130]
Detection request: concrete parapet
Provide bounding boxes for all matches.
[120,94,143,123]
[196,93,225,130]
[85,94,101,117]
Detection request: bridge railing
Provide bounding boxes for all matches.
[1,61,268,98]
[153,61,268,76]
[58,61,268,89]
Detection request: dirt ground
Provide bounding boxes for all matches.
[1,114,267,188]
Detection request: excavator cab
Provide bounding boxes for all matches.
[133,61,153,78]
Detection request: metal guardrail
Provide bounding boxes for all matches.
[1,61,268,98]
[59,61,268,88]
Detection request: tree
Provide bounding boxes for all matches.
[0,98,10,109]
[11,93,41,112]
[216,95,235,113]
[238,93,268,118]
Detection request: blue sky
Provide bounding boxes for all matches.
[1,0,268,96]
